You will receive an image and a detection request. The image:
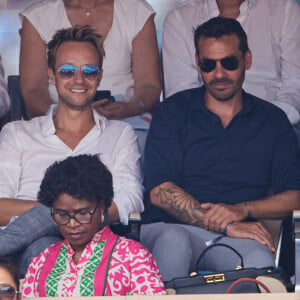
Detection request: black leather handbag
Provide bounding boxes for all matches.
[164,243,286,294]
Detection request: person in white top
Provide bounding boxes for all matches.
[162,0,300,126]
[0,25,143,275]
[19,0,161,127]
[0,54,10,120]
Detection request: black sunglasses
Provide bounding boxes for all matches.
[198,56,239,73]
[0,285,19,300]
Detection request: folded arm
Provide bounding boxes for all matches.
[202,190,300,233]
[150,181,205,227]
[0,198,38,226]
[111,125,144,225]
[149,181,276,251]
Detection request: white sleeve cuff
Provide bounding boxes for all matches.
[113,191,144,225]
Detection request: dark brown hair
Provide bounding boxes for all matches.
[194,17,249,57]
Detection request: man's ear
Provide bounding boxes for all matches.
[96,69,103,88]
[244,50,252,70]
[195,53,201,73]
[48,67,56,85]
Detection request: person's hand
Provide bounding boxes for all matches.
[92,99,130,120]
[226,221,275,253]
[201,202,248,232]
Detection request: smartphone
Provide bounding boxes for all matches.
[93,90,111,102]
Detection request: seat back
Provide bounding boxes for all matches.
[7,75,28,121]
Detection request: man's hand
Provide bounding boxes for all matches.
[226,221,275,253]
[201,202,248,232]
[92,99,131,120]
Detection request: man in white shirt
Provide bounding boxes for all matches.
[0,25,143,275]
[162,0,300,127]
[0,54,10,121]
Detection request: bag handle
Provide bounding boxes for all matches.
[196,243,244,270]
[226,277,271,293]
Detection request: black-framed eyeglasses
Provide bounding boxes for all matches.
[0,285,19,300]
[198,55,239,73]
[51,203,99,225]
[57,64,100,81]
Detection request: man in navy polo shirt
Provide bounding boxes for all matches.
[141,17,300,281]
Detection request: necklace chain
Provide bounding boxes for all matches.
[85,0,98,17]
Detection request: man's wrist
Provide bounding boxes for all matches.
[137,100,145,114]
[224,221,234,235]
[243,202,250,218]
[129,100,145,116]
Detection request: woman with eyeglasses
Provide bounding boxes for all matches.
[21,155,166,297]
[0,258,20,300]
[19,0,161,129]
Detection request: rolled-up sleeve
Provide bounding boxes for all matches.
[112,125,144,225]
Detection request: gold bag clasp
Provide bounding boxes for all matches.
[203,273,225,284]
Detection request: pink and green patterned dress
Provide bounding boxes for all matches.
[22,226,166,297]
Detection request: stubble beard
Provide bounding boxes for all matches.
[204,70,245,102]
[59,92,94,111]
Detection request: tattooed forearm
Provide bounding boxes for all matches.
[150,182,206,227]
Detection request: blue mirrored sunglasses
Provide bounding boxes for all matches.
[57,64,100,80]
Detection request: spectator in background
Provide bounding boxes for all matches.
[0,54,10,121]
[162,0,300,129]
[19,0,161,136]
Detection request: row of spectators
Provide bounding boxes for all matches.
[0,0,300,297]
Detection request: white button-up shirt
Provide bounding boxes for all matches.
[162,0,300,124]
[0,54,10,118]
[0,106,144,225]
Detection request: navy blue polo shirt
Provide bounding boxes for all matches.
[143,87,300,224]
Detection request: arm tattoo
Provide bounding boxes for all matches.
[153,183,205,227]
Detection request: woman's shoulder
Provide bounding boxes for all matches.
[20,0,69,42]
[114,0,154,20]
[115,0,154,13]
[21,0,62,16]
[112,0,155,39]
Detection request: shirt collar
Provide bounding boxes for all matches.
[41,104,108,136]
[191,86,254,117]
[208,0,254,21]
[41,104,57,136]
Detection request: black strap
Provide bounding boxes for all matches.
[196,243,244,270]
